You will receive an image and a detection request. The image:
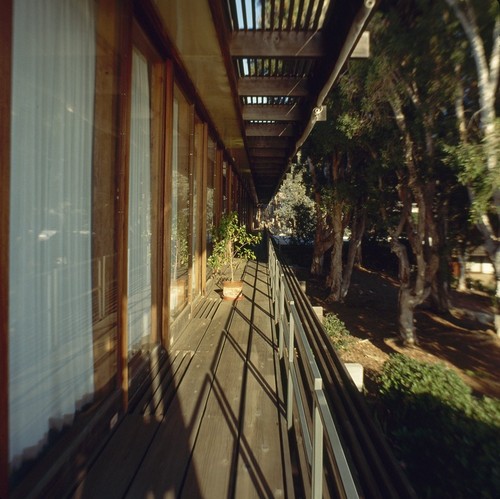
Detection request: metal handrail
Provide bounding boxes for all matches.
[268,238,360,499]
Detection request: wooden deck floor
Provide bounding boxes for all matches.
[73,260,293,499]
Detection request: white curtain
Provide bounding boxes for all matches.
[170,98,179,282]
[127,49,152,351]
[9,0,95,468]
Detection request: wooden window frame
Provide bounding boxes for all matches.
[125,21,167,398]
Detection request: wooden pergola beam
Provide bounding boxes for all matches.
[230,30,324,57]
[245,123,296,137]
[249,148,288,158]
[251,157,288,165]
[242,104,303,121]
[246,136,292,148]
[238,77,309,96]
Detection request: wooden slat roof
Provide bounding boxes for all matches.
[211,0,375,203]
[153,0,375,204]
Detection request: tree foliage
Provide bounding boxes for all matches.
[263,164,315,242]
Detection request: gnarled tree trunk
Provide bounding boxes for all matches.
[326,152,346,301]
[309,157,331,276]
[326,198,344,300]
[389,96,441,344]
[341,206,366,300]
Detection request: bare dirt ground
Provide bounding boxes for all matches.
[304,267,500,399]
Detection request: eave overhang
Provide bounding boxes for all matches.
[151,0,375,205]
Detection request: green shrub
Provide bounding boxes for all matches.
[378,354,500,497]
[379,354,474,414]
[323,313,354,351]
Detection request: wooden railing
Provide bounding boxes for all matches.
[268,236,417,499]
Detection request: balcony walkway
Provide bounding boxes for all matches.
[73,259,293,498]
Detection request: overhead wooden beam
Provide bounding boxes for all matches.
[230,30,324,57]
[251,157,288,165]
[238,77,309,97]
[245,123,296,137]
[249,148,288,158]
[243,104,303,121]
[247,136,292,148]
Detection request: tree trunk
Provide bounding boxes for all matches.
[399,287,417,345]
[309,156,331,276]
[429,200,451,312]
[457,252,468,291]
[430,273,450,312]
[311,236,332,275]
[388,94,442,343]
[391,239,418,344]
[327,201,343,300]
[341,207,366,299]
[310,251,324,276]
[310,205,332,276]
[355,242,363,267]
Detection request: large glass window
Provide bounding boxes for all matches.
[206,137,216,274]
[191,117,206,297]
[170,86,192,321]
[8,0,119,476]
[128,48,153,354]
[127,27,165,392]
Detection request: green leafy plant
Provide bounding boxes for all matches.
[377,354,500,497]
[207,211,262,282]
[323,313,354,351]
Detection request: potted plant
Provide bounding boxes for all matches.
[208,211,262,300]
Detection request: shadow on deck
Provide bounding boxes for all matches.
[73,260,293,498]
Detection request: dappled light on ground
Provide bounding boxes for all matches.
[305,267,500,398]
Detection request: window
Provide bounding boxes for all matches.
[8,0,120,476]
[170,85,192,321]
[206,136,216,273]
[128,48,154,354]
[126,25,166,395]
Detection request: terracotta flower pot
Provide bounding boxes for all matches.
[222,280,244,300]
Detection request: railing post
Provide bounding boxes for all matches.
[278,292,284,358]
[269,241,275,298]
[277,273,285,357]
[312,379,324,499]
[274,271,281,324]
[274,274,278,320]
[287,302,295,429]
[272,256,276,299]
[279,274,285,323]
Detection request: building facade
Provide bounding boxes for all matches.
[0,0,373,495]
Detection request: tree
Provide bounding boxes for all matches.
[264,164,315,239]
[302,69,378,301]
[443,0,500,335]
[291,202,316,245]
[363,0,467,343]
